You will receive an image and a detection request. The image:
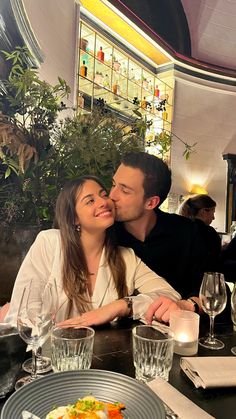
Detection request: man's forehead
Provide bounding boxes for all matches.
[113,164,144,189]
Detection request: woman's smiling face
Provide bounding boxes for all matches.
[75,179,115,234]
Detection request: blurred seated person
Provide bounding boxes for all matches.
[4,176,182,327]
[178,194,221,272]
[221,235,236,283]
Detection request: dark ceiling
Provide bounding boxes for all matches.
[108,0,191,57]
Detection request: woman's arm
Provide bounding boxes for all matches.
[57,299,130,327]
[5,230,56,325]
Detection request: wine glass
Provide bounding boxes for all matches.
[230,282,236,355]
[199,272,227,350]
[15,280,55,389]
[22,278,61,374]
[22,347,52,374]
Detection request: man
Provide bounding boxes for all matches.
[110,151,207,322]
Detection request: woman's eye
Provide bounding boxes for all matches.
[86,199,95,205]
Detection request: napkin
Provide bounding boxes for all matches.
[148,377,215,419]
[180,357,236,388]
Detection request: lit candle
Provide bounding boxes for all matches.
[170,310,200,356]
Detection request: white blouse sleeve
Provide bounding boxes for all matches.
[5,230,58,326]
[121,247,181,319]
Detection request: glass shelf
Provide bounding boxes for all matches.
[78,19,174,147]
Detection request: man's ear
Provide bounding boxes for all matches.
[145,196,160,210]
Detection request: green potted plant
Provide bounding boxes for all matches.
[0,45,71,303]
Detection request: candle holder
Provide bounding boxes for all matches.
[170,310,200,356]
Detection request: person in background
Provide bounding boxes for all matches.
[4,175,182,327]
[110,152,207,322]
[221,235,236,283]
[178,194,221,272]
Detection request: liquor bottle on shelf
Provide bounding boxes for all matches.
[80,38,88,51]
[97,46,104,62]
[77,93,84,109]
[162,110,168,121]
[113,60,121,72]
[81,53,89,66]
[112,80,120,95]
[103,74,110,89]
[154,85,160,97]
[80,61,87,77]
[148,79,153,92]
[141,97,147,109]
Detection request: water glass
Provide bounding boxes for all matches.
[51,326,95,372]
[0,324,26,398]
[132,324,174,383]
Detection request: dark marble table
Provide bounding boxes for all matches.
[1,319,236,418]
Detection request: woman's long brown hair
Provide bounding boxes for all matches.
[54,176,127,317]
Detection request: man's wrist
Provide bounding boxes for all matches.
[186,298,200,314]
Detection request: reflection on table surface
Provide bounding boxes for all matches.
[1,318,236,419]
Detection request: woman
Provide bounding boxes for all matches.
[5,176,180,326]
[178,194,221,272]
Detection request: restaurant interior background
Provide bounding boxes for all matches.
[1,0,236,233]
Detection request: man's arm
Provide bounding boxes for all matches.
[145,296,202,324]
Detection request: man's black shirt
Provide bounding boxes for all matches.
[115,209,207,299]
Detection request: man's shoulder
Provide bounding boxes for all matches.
[157,210,194,228]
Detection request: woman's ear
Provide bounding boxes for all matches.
[145,196,160,210]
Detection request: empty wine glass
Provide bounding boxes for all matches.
[15,280,55,389]
[199,272,227,350]
[22,278,61,374]
[231,282,236,355]
[22,347,52,374]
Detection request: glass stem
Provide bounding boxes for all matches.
[209,315,215,341]
[31,347,38,380]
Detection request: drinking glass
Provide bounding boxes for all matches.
[132,324,174,383]
[51,326,95,372]
[22,347,52,374]
[230,282,236,355]
[22,278,60,374]
[15,280,55,389]
[199,272,227,350]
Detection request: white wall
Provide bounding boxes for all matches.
[23,0,79,108]
[171,70,236,232]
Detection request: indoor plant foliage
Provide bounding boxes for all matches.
[0,47,143,226]
[0,46,70,225]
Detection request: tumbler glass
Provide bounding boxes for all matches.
[51,326,95,372]
[132,324,174,383]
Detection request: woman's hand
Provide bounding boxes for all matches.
[57,299,129,327]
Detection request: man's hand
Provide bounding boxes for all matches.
[57,299,129,327]
[145,296,195,324]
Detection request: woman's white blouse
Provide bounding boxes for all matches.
[5,229,181,325]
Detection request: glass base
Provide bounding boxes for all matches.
[199,336,224,350]
[22,356,52,374]
[15,374,43,390]
[231,346,236,355]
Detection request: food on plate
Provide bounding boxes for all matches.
[46,395,125,419]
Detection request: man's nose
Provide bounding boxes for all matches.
[109,187,118,200]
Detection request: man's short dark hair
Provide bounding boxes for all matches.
[121,151,172,205]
